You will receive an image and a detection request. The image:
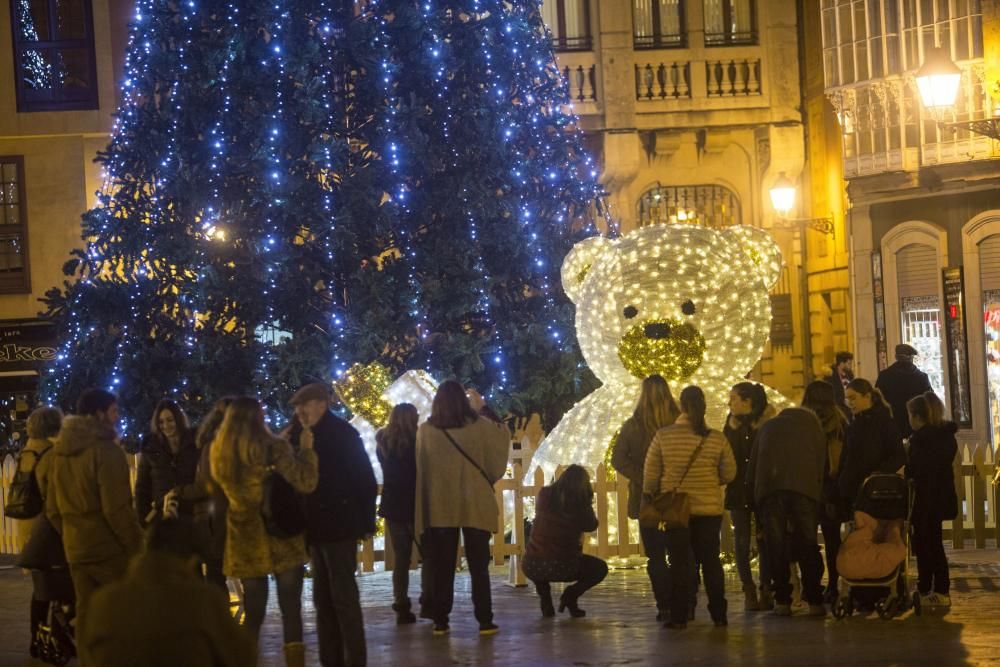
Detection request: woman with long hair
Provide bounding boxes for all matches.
[723,381,773,611]
[375,403,420,624]
[209,397,318,665]
[839,379,905,508]
[801,380,849,602]
[135,399,199,525]
[611,375,679,620]
[414,380,509,636]
[643,386,736,629]
[522,464,607,618]
[176,396,237,592]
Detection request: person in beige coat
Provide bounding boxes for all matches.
[415,380,508,637]
[644,385,736,629]
[209,396,318,667]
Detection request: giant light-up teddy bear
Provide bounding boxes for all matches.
[528,223,792,479]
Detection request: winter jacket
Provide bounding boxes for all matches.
[643,415,736,517]
[288,411,377,544]
[135,430,200,525]
[45,416,142,566]
[746,408,826,505]
[177,438,228,562]
[838,404,905,508]
[723,406,774,510]
[906,422,959,521]
[376,430,417,524]
[611,415,656,520]
[525,485,598,562]
[875,360,932,438]
[414,417,509,537]
[13,436,55,551]
[78,550,254,667]
[212,434,318,578]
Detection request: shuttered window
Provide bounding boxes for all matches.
[897,243,938,298]
[978,234,1000,291]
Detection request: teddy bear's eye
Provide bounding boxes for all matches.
[623,305,638,319]
[681,300,696,316]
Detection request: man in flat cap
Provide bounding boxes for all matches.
[875,344,933,438]
[288,383,376,667]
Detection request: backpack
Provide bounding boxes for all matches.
[4,449,47,520]
[261,470,307,539]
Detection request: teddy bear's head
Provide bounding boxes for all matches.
[561,224,782,387]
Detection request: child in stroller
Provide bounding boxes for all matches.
[832,473,912,619]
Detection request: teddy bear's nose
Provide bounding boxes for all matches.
[644,322,671,339]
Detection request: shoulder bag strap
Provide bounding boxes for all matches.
[674,433,709,490]
[442,429,495,488]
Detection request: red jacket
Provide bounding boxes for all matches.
[525,486,598,561]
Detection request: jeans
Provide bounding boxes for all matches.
[526,554,608,605]
[912,512,950,595]
[819,519,842,592]
[640,525,670,612]
[386,520,420,610]
[731,508,770,589]
[760,491,825,606]
[664,515,727,623]
[312,540,366,667]
[241,566,304,645]
[423,527,492,626]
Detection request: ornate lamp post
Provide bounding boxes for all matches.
[915,46,1000,139]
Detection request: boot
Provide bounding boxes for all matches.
[283,642,305,667]
[393,601,417,625]
[537,584,555,618]
[743,584,760,612]
[758,586,774,611]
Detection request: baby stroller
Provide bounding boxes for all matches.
[832,473,914,620]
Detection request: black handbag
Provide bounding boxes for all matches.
[17,514,68,571]
[4,449,47,520]
[261,470,307,539]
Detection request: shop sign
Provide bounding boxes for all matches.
[0,321,57,373]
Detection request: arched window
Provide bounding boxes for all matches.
[636,184,742,228]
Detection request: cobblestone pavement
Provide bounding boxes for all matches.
[1,549,998,666]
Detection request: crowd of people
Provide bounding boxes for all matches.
[8,342,960,664]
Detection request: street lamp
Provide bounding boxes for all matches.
[915,47,963,114]
[915,47,1000,140]
[768,174,835,236]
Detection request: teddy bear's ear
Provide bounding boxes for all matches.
[561,235,614,304]
[725,225,783,290]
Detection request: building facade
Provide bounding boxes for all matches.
[820,0,1000,447]
[544,0,853,398]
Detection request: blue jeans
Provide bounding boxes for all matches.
[760,491,825,606]
[731,508,770,589]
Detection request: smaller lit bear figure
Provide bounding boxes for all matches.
[332,362,439,484]
[528,224,792,480]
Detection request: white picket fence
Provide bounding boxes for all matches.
[3,440,998,582]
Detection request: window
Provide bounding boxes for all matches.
[10,0,98,112]
[704,0,757,46]
[637,184,741,228]
[633,0,686,49]
[540,0,592,51]
[0,157,30,294]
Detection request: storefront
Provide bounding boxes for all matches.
[0,319,56,449]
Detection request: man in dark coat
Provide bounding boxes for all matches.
[747,407,827,616]
[876,344,933,438]
[823,351,854,414]
[289,383,377,667]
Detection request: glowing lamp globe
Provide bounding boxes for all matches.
[769,174,796,217]
[915,47,962,114]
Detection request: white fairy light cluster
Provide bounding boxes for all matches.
[528,224,791,481]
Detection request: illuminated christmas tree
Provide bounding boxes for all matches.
[42,0,603,434]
